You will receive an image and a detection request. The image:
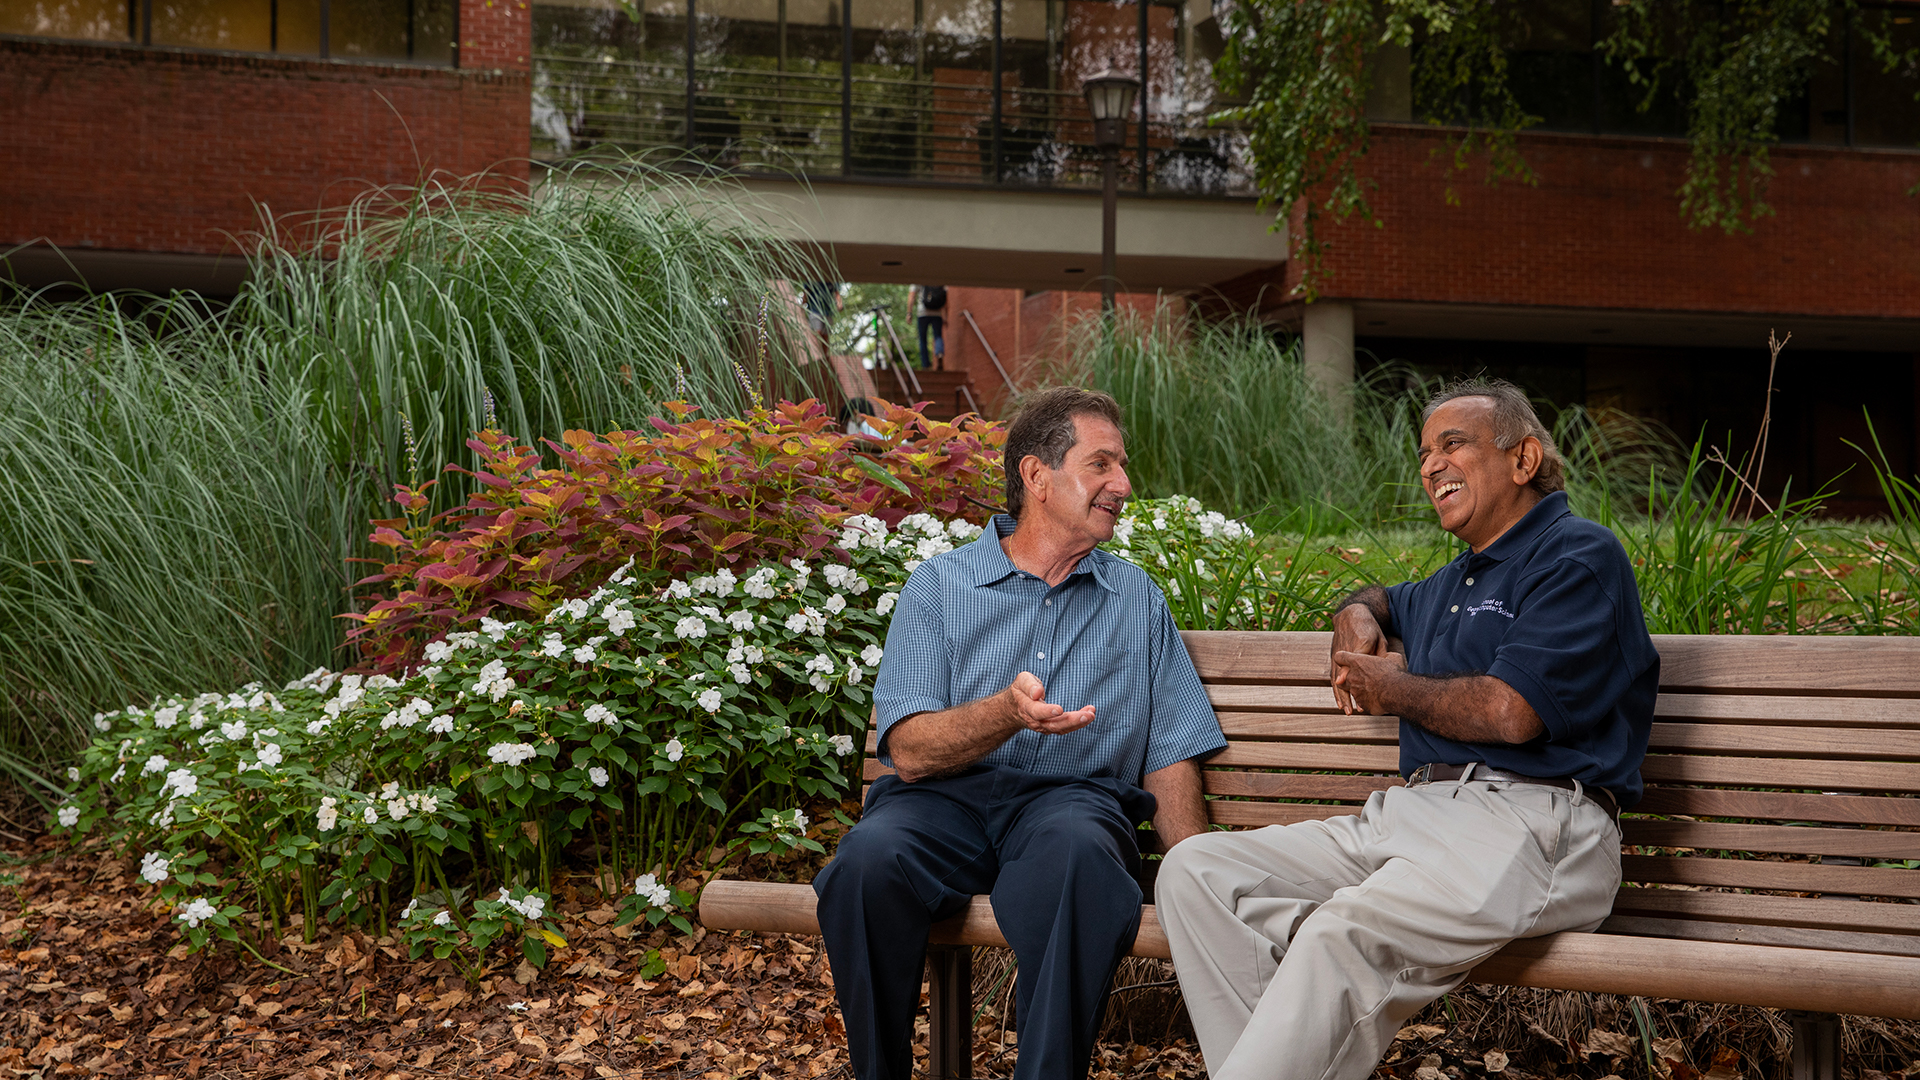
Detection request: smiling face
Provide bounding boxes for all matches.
[1417,396,1543,552]
[1024,414,1132,549]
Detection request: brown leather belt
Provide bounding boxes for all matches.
[1407,762,1619,820]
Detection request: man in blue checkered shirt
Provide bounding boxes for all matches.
[813,387,1227,1080]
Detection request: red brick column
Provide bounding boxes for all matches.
[459,0,532,73]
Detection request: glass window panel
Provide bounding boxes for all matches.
[276,0,323,54]
[0,0,131,41]
[532,1,681,159]
[150,0,273,50]
[1853,11,1920,149]
[329,0,407,59]
[412,0,455,63]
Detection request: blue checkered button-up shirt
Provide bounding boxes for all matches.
[873,515,1226,782]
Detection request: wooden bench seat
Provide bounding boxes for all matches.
[702,631,1920,1077]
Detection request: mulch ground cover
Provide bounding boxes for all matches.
[5,830,1916,1080]
[0,836,1212,1080]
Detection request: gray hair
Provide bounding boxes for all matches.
[1421,377,1566,496]
[1003,387,1125,518]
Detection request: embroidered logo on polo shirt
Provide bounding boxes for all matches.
[1466,599,1515,619]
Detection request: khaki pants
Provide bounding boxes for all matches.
[1156,775,1621,1080]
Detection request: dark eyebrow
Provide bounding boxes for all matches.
[1416,428,1472,457]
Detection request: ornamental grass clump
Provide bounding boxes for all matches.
[57,513,983,981]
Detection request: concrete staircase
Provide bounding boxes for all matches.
[872,366,988,422]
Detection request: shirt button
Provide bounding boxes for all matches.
[1037,651,1046,659]
[1045,599,1052,606]
[1450,605,1459,613]
[1465,577,1474,586]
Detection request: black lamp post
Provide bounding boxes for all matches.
[1083,67,1140,317]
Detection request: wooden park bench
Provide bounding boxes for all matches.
[702,631,1920,1080]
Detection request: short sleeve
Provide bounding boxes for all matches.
[871,572,952,767]
[1140,601,1227,776]
[1485,559,1637,743]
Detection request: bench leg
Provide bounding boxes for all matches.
[1786,1011,1840,1080]
[926,945,973,1080]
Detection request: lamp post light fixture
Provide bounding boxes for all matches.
[1083,66,1140,317]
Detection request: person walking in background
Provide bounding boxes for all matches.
[803,281,842,360]
[912,284,947,370]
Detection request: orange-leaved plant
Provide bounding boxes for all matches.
[348,399,1005,671]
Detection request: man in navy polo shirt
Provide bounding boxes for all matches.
[1157,378,1657,1080]
[814,387,1227,1080]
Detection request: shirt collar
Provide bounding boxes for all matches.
[954,514,1121,593]
[1472,490,1571,566]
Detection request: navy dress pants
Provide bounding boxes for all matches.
[814,766,1153,1080]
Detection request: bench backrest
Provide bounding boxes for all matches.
[865,631,1920,957]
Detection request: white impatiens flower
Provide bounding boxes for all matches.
[424,639,456,664]
[743,567,778,599]
[177,898,218,929]
[401,898,421,922]
[471,660,515,701]
[635,873,673,909]
[498,889,547,920]
[426,714,454,735]
[572,642,598,664]
[140,851,171,883]
[664,738,685,762]
[161,769,199,801]
[57,805,81,828]
[387,798,409,821]
[729,662,751,684]
[673,615,708,641]
[783,611,809,633]
[432,909,452,926]
[725,609,754,632]
[67,766,81,783]
[141,754,169,776]
[219,719,247,741]
[846,663,863,685]
[861,643,884,666]
[582,703,618,726]
[665,579,693,600]
[487,742,538,767]
[316,797,339,832]
[876,592,898,617]
[256,743,282,769]
[362,804,379,825]
[603,603,637,637]
[824,594,847,616]
[479,616,512,642]
[822,563,853,589]
[829,734,856,757]
[93,713,111,732]
[541,633,566,658]
[154,705,181,729]
[589,766,610,787]
[805,653,835,676]
[556,597,591,622]
[697,688,724,714]
[810,674,831,693]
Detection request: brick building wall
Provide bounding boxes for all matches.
[944,287,1177,414]
[0,0,530,264]
[1298,125,1920,318]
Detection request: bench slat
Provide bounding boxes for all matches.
[1641,754,1920,793]
[1610,886,1920,935]
[1620,819,1920,860]
[1215,713,1398,741]
[1650,635,1920,695]
[1597,915,1920,957]
[1207,802,1376,828]
[699,880,1920,1020]
[1207,685,1346,710]
[1203,772,1399,801]
[1208,743,1400,771]
[1621,854,1920,899]
[1646,723,1920,759]
[1632,787,1920,827]
[1655,693,1920,726]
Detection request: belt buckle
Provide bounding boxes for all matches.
[1408,764,1433,786]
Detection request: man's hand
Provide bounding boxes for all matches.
[1005,671,1096,735]
[888,673,1094,781]
[1330,599,1391,715]
[1331,649,1408,716]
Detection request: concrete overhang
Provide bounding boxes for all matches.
[1336,300,1920,354]
[698,177,1289,293]
[2,244,251,297]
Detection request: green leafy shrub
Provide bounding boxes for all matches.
[350,401,1005,670]
[58,512,985,979]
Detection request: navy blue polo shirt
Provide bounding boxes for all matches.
[1384,491,1659,807]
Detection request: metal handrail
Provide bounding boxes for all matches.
[872,307,922,397]
[960,309,1019,398]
